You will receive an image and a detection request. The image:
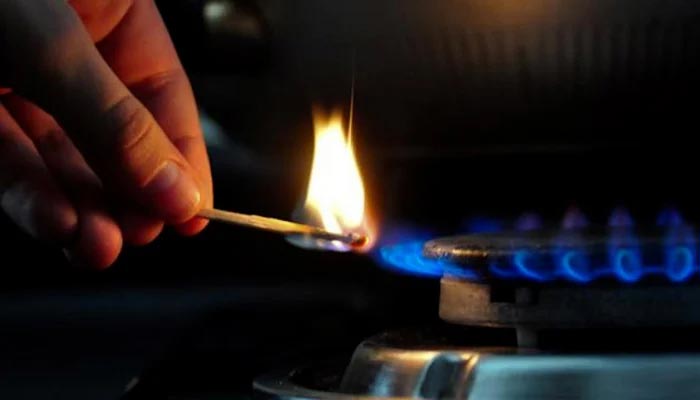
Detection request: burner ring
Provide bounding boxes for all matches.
[423,228,699,283]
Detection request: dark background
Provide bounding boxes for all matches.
[3,0,700,398]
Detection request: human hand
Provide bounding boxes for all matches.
[0,0,213,268]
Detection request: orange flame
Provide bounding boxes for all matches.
[295,109,375,251]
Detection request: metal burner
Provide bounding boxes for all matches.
[254,332,700,399]
[440,279,700,331]
[423,228,697,283]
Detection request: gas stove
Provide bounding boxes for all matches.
[251,211,700,399]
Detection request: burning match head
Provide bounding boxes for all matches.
[286,231,370,252]
[348,233,369,248]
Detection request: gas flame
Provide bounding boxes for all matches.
[291,109,375,252]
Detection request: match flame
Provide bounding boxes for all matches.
[291,109,375,252]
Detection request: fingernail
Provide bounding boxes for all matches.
[146,161,201,222]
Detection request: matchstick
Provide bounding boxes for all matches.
[197,208,368,248]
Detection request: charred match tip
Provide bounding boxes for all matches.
[348,233,369,248]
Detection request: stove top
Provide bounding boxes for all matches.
[254,330,700,400]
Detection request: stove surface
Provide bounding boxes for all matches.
[254,331,700,400]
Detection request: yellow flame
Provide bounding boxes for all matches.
[302,109,373,249]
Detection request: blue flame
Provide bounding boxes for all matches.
[515,212,543,231]
[609,207,634,228]
[562,207,588,230]
[608,225,643,282]
[559,250,594,283]
[662,214,697,282]
[658,207,684,227]
[378,241,443,277]
[462,217,503,234]
[666,246,694,282]
[378,241,478,279]
[512,250,552,282]
[376,208,700,283]
[612,248,643,282]
[373,226,479,279]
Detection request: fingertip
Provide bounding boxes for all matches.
[173,217,209,236]
[145,161,201,223]
[119,212,164,246]
[66,211,123,270]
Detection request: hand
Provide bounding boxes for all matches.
[0,0,213,268]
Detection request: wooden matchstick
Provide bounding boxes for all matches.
[197,208,368,247]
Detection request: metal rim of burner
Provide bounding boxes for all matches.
[422,228,698,284]
[254,332,700,400]
[439,279,700,326]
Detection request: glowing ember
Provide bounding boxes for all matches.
[288,109,375,252]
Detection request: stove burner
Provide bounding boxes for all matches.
[376,208,699,283]
[439,279,700,331]
[423,227,698,284]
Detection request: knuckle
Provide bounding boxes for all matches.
[98,95,165,187]
[104,96,157,158]
[129,69,183,98]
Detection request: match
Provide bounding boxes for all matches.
[197,208,368,248]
